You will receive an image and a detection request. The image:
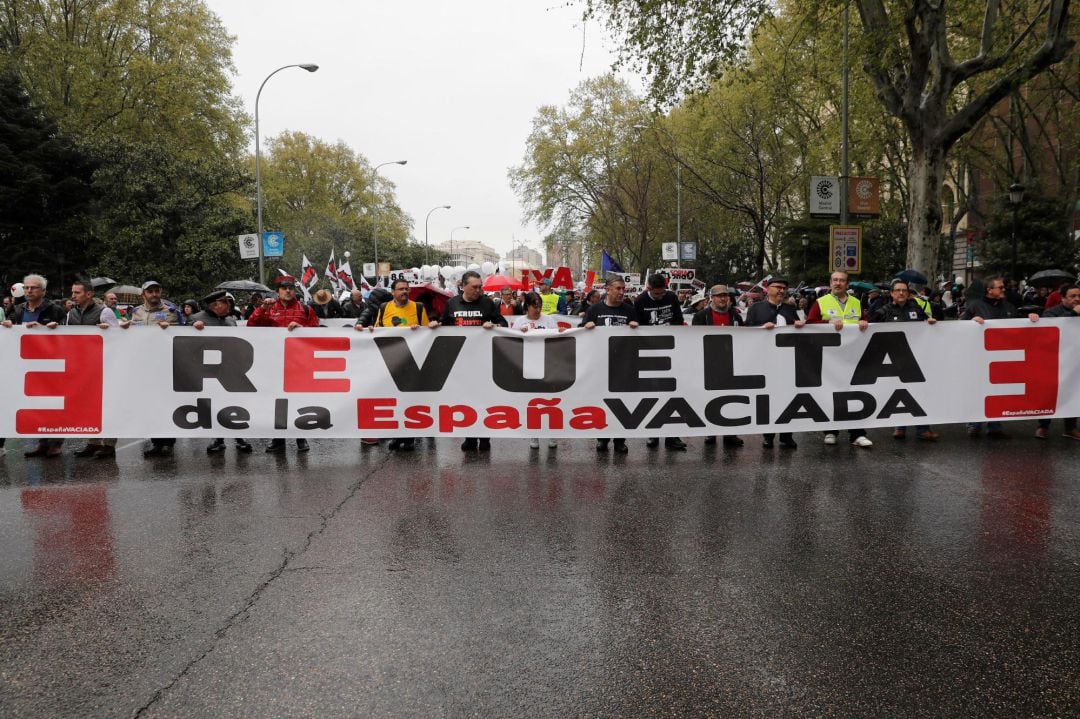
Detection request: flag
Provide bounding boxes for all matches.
[357,276,372,292]
[299,255,318,302]
[324,250,341,292]
[337,260,356,291]
[601,250,624,274]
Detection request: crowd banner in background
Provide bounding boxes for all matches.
[0,320,1076,438]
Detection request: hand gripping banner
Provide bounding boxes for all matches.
[0,320,1076,438]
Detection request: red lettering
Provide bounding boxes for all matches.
[357,398,398,429]
[284,337,350,393]
[403,405,434,430]
[550,267,573,289]
[17,335,103,434]
[984,327,1059,419]
[439,405,477,432]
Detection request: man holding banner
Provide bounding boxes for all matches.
[582,276,638,454]
[745,276,802,449]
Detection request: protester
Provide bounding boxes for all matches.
[1034,284,1080,440]
[745,276,802,449]
[582,277,638,453]
[692,284,744,448]
[340,289,366,319]
[104,292,123,320]
[578,289,600,317]
[537,277,566,315]
[61,280,121,458]
[807,271,873,448]
[243,292,263,320]
[635,273,688,450]
[509,291,565,449]
[356,287,393,327]
[247,275,319,453]
[181,299,199,319]
[496,286,522,317]
[311,288,344,321]
[119,280,180,456]
[437,270,506,451]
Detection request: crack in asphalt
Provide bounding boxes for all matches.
[131,454,393,718]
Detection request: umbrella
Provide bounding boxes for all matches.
[217,279,273,293]
[894,269,928,286]
[735,281,756,290]
[1028,269,1075,287]
[849,281,876,292]
[110,284,143,296]
[90,277,116,290]
[482,274,524,291]
[409,283,454,318]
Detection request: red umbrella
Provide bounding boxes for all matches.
[482,274,525,291]
[409,283,455,318]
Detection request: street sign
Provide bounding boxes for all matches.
[363,263,376,277]
[679,242,697,261]
[652,267,697,290]
[849,177,881,216]
[829,225,862,274]
[238,234,259,260]
[377,262,391,278]
[262,232,284,258]
[661,242,678,261]
[810,176,841,216]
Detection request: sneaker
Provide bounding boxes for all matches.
[1034,427,1049,439]
[613,439,628,454]
[235,440,253,453]
[596,439,609,452]
[548,439,557,449]
[478,438,491,451]
[966,424,981,436]
[360,438,380,446]
[399,438,416,451]
[824,433,837,446]
[387,439,401,451]
[722,436,744,447]
[1063,429,1080,441]
[144,444,173,457]
[460,438,478,451]
[529,438,540,449]
[851,436,873,448]
[762,436,774,449]
[916,430,939,441]
[704,436,717,446]
[265,439,286,453]
[645,438,659,449]
[664,437,687,450]
[893,428,906,439]
[296,439,310,452]
[206,439,226,454]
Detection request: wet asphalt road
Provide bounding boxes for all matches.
[0,424,1077,718]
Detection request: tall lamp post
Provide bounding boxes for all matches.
[801,234,809,278]
[371,160,407,278]
[424,204,452,265]
[1008,183,1024,283]
[634,123,682,255]
[255,62,319,285]
[450,225,470,265]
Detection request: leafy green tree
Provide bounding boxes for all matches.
[0,69,97,292]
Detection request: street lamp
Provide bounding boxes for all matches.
[1008,182,1024,283]
[634,123,682,258]
[801,234,809,277]
[450,225,470,265]
[255,63,319,285]
[371,160,407,278]
[424,204,452,265]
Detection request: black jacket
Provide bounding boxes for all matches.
[691,306,742,326]
[1042,304,1079,319]
[356,289,393,327]
[189,310,237,327]
[962,297,1018,321]
[8,299,67,325]
[871,299,930,323]
[745,301,799,327]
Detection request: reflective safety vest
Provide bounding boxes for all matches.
[540,292,560,315]
[912,294,932,317]
[816,293,862,324]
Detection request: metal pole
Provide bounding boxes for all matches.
[254,63,318,285]
[371,160,407,279]
[840,2,850,226]
[424,205,451,266]
[675,161,682,269]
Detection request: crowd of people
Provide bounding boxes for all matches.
[2,267,1078,460]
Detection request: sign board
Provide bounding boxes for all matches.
[377,262,391,278]
[608,272,641,288]
[388,270,419,285]
[679,242,698,261]
[829,225,862,274]
[661,242,679,261]
[262,232,284,258]
[363,263,376,277]
[238,234,259,260]
[849,177,881,216]
[810,176,841,216]
[650,267,696,290]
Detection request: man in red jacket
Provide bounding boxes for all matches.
[246,275,319,453]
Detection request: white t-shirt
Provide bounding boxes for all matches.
[510,313,560,331]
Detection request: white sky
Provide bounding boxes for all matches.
[207,0,631,263]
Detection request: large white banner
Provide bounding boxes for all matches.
[0,320,1076,438]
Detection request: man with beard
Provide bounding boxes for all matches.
[634,274,688,450]
[190,290,255,454]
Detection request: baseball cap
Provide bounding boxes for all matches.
[766,276,789,288]
[141,280,162,291]
[710,284,735,296]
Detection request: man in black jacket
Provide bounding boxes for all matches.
[693,284,745,448]
[635,274,687,450]
[1035,284,1080,440]
[190,290,255,454]
[744,276,804,449]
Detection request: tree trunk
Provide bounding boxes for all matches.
[905,144,947,280]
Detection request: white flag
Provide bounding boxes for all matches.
[323,250,342,293]
[299,255,318,303]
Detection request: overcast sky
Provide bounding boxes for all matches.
[207,0,631,264]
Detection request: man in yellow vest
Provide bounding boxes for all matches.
[538,277,567,315]
[806,271,873,448]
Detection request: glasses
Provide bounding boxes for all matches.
[24,285,43,290]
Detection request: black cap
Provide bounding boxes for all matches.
[201,289,228,305]
[766,275,789,288]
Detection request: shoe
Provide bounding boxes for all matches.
[779,438,798,449]
[143,444,172,457]
[361,438,380,446]
[74,444,101,458]
[916,430,939,441]
[596,439,609,452]
[966,424,981,436]
[265,439,286,453]
[1034,427,1049,439]
[296,439,310,453]
[664,438,687,450]
[206,440,226,454]
[704,436,717,446]
[461,438,478,451]
[852,436,873,448]
[93,446,116,459]
[613,439,628,454]
[478,439,491,451]
[399,438,415,451]
[388,439,401,451]
[824,433,837,446]
[529,438,540,449]
[235,440,253,453]
[1063,429,1080,441]
[762,437,774,449]
[548,439,557,449]
[646,438,659,449]
[723,436,744,447]
[893,428,906,439]
[24,444,48,458]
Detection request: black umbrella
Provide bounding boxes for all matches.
[1028,269,1075,288]
[216,280,273,293]
[91,277,116,289]
[894,269,928,286]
